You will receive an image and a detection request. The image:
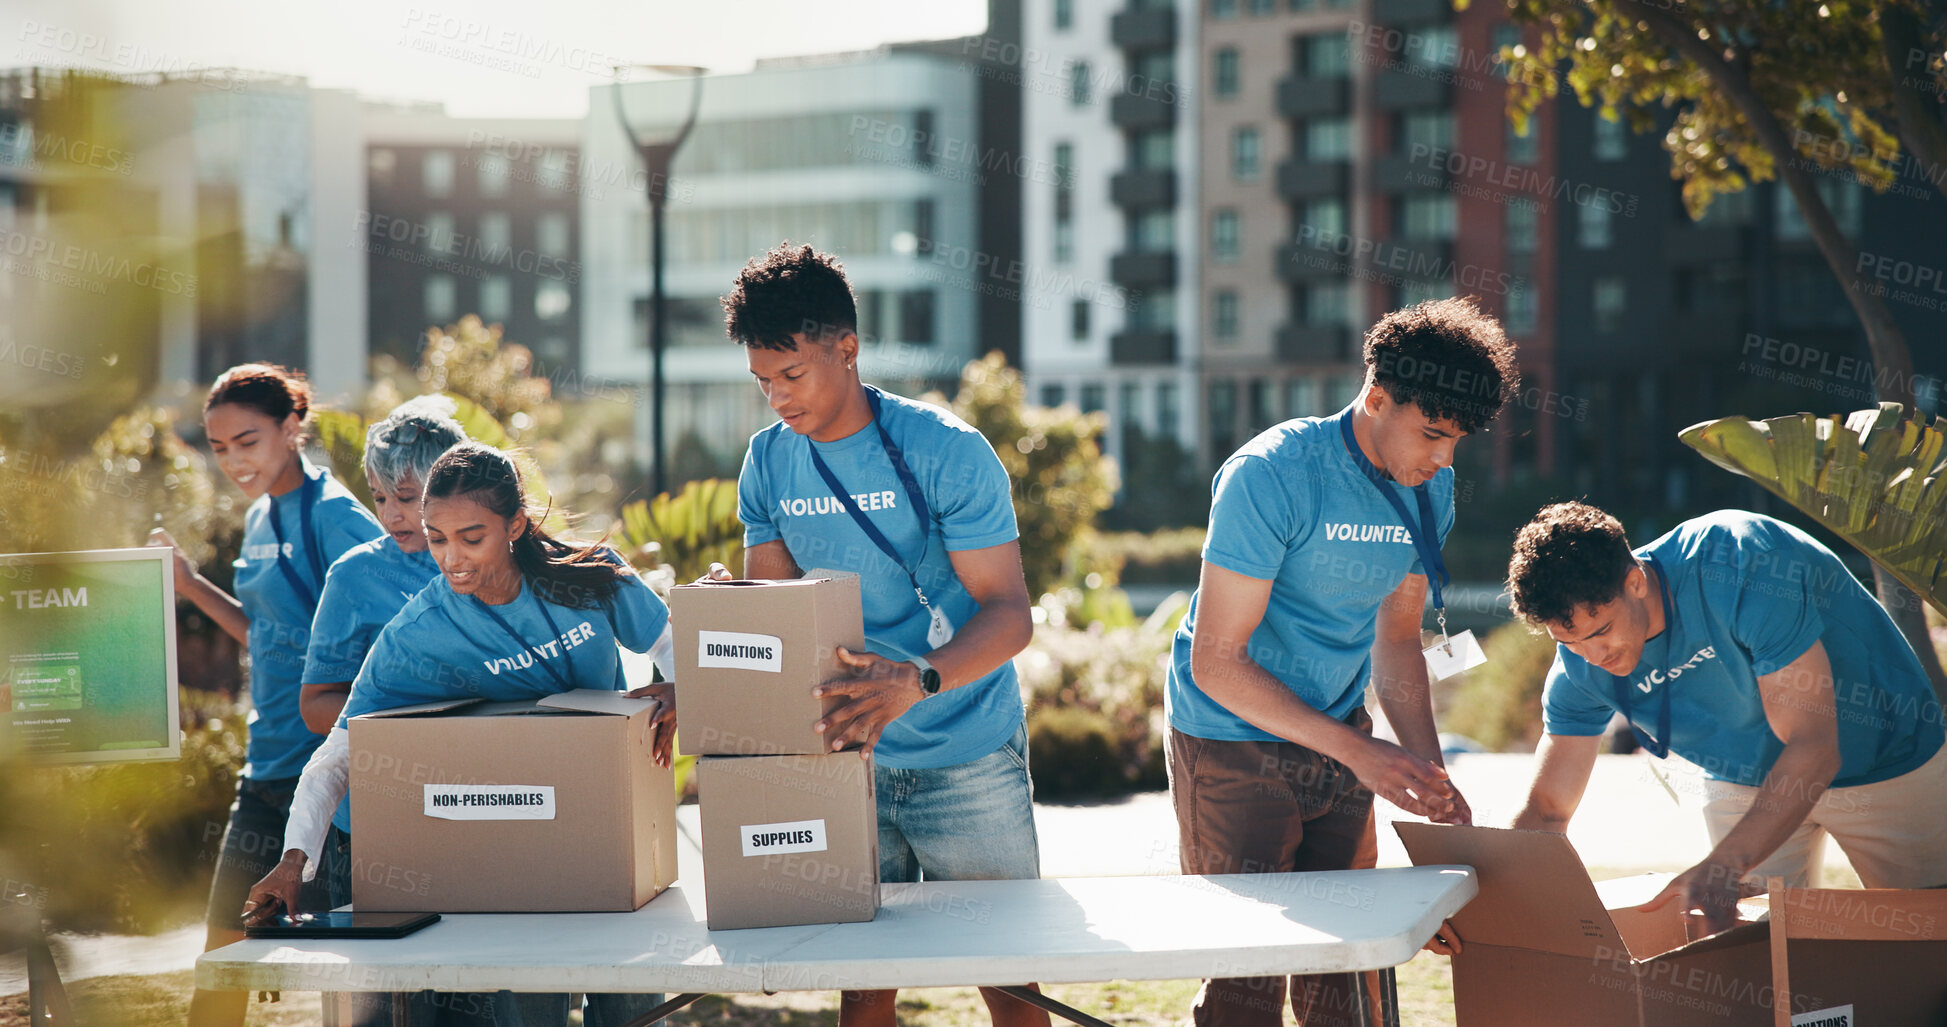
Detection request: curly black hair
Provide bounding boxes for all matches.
[1506,502,1637,628]
[721,243,858,350]
[1363,297,1520,435]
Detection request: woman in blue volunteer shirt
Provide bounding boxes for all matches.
[147,363,384,1027]
[246,441,675,1027]
[296,396,465,1027]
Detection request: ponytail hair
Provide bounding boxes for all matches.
[423,441,628,609]
[206,363,312,425]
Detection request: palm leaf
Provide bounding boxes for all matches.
[312,408,372,510]
[614,478,746,582]
[1679,404,1947,615]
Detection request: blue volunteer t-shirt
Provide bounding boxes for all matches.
[737,388,1023,770]
[233,459,385,780]
[1166,403,1455,741]
[1543,511,1943,788]
[304,536,441,832]
[339,551,670,724]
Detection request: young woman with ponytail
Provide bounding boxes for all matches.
[147,363,385,1027]
[246,441,676,1027]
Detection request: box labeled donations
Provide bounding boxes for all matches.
[671,575,864,756]
[1397,823,1774,1027]
[697,751,879,930]
[348,689,676,913]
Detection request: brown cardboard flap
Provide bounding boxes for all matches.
[537,689,658,717]
[352,697,486,719]
[1775,887,1947,941]
[1395,823,1624,958]
[1651,918,1768,959]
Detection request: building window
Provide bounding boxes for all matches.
[1778,178,1861,240]
[535,280,571,321]
[1401,110,1454,154]
[1054,141,1075,263]
[1080,384,1106,414]
[1131,290,1177,330]
[1212,290,1240,342]
[1232,127,1261,182]
[369,148,396,186]
[1593,277,1626,332]
[536,212,570,258]
[1594,115,1627,161]
[1506,201,1538,253]
[1506,284,1537,335]
[424,274,456,323]
[1055,0,1073,29]
[1306,117,1352,161]
[1157,381,1180,441]
[1211,0,1238,18]
[1696,187,1753,227]
[1303,197,1347,240]
[479,275,511,321]
[1303,282,1350,327]
[1055,221,1075,263]
[1072,299,1091,342]
[1400,193,1456,240]
[1134,130,1175,170]
[1399,280,1449,307]
[1214,49,1241,99]
[1248,0,1276,13]
[422,150,455,197]
[537,150,571,194]
[477,153,510,197]
[900,289,936,343]
[1302,34,1350,78]
[1508,119,1539,164]
[1208,380,1239,459]
[424,211,455,253]
[1578,200,1613,249]
[1042,384,1068,408]
[477,212,512,259]
[1211,209,1240,264]
[1069,61,1092,107]
[1134,209,1175,251]
[1135,52,1175,88]
[1406,26,1459,67]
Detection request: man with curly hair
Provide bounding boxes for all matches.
[1167,298,1518,1027]
[1500,502,1946,937]
[717,243,1048,1027]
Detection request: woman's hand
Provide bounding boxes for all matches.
[623,682,678,768]
[242,850,308,926]
[692,562,734,584]
[145,527,197,591]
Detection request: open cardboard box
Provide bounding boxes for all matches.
[1397,823,1775,1027]
[1766,883,1947,1025]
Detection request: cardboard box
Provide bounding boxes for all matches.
[671,575,864,756]
[1767,884,1947,1025]
[348,689,677,913]
[697,752,879,930]
[1397,823,1774,1027]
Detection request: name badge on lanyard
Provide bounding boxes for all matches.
[1336,412,1485,681]
[805,386,956,650]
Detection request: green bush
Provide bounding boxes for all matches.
[1088,528,1206,585]
[1017,594,1174,799]
[1438,619,1559,752]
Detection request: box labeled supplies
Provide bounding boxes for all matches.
[1396,823,1773,1027]
[671,575,865,756]
[697,751,879,930]
[348,690,676,913]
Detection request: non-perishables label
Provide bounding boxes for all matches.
[423,784,556,820]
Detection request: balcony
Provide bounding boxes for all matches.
[1662,226,1746,265]
[1374,152,1449,192]
[1275,237,1453,285]
[1111,250,1178,289]
[1111,329,1178,365]
[1276,76,1350,120]
[1274,240,1350,284]
[1370,238,1454,280]
[1374,68,1450,109]
[1110,91,1178,130]
[1110,6,1176,50]
[1110,168,1178,209]
[1276,159,1350,201]
[1275,323,1355,364]
[1372,0,1451,23]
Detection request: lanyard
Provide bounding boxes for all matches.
[474,587,577,692]
[804,386,938,609]
[1608,553,1676,758]
[268,471,324,608]
[1336,411,1451,637]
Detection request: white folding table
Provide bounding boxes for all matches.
[200,866,1476,1027]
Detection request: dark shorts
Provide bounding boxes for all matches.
[205,775,331,933]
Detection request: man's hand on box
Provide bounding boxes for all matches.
[623,683,678,768]
[1422,919,1462,956]
[1641,858,1743,941]
[814,646,923,758]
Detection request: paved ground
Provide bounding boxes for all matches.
[2,753,1849,994]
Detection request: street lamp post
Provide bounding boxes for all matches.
[613,65,704,499]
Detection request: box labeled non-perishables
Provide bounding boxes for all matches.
[348,690,677,913]
[697,751,879,930]
[671,574,864,756]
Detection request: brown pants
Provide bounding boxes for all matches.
[1168,714,1382,1027]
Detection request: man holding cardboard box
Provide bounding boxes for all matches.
[719,244,1047,1027]
[1166,299,1517,1027]
[1498,503,1947,937]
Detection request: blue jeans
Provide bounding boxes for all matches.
[876,722,1041,884]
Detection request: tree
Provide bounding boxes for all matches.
[942,353,1120,599]
[1495,0,1947,689]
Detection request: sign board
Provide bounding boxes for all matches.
[0,548,179,763]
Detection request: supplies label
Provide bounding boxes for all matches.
[423,784,556,821]
[741,818,828,857]
[698,630,783,672]
[1791,1007,1852,1027]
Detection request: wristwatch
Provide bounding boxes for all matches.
[909,654,942,697]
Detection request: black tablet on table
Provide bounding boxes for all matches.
[244,910,441,939]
